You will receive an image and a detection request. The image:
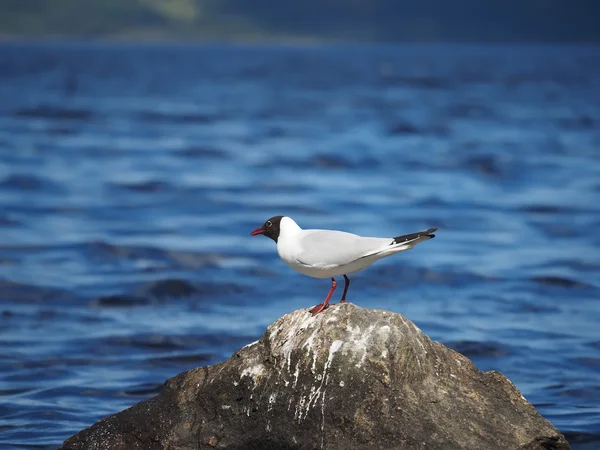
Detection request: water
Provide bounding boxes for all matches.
[0,42,599,449]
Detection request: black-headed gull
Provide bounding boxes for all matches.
[251,216,437,315]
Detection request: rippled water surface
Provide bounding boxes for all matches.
[0,42,599,449]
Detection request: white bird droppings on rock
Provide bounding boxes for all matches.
[242,340,259,349]
[241,364,265,384]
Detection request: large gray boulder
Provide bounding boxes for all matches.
[61,303,569,450]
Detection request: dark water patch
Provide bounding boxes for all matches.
[174,146,227,159]
[89,294,150,308]
[387,120,450,137]
[0,307,66,324]
[533,259,600,274]
[146,352,214,366]
[532,223,579,238]
[557,115,595,131]
[97,332,255,356]
[429,123,452,137]
[388,120,420,135]
[35,309,60,319]
[457,139,481,152]
[136,278,247,300]
[446,102,496,120]
[0,280,75,304]
[506,328,577,343]
[107,180,171,193]
[139,278,198,298]
[0,174,62,192]
[13,105,94,121]
[238,64,271,79]
[43,124,79,136]
[379,74,451,90]
[507,300,560,314]
[502,71,590,88]
[10,409,81,423]
[0,387,35,396]
[557,386,600,400]
[533,401,558,408]
[587,341,600,351]
[522,205,563,215]
[260,154,380,170]
[255,100,325,120]
[445,340,509,358]
[3,444,58,450]
[0,215,20,226]
[370,266,494,288]
[136,110,219,124]
[102,334,190,350]
[120,383,163,398]
[312,154,351,169]
[456,70,496,85]
[91,278,250,304]
[530,276,592,289]
[3,363,71,379]
[563,432,600,450]
[263,125,288,138]
[569,357,600,370]
[462,155,503,176]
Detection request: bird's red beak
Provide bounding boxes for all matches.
[250,227,265,236]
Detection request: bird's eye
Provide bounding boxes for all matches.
[266,220,272,227]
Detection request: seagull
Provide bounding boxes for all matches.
[251,216,437,315]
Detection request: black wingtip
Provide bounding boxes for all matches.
[392,227,438,245]
[427,227,438,239]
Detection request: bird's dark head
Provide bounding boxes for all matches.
[251,215,284,243]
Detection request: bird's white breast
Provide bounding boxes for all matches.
[276,217,304,271]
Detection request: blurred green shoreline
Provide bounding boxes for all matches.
[1,0,599,44]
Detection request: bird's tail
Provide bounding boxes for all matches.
[359,227,438,260]
[392,227,438,247]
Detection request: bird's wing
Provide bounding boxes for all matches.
[295,230,392,268]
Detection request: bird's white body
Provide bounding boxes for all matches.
[276,216,430,279]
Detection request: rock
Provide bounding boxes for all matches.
[60,304,569,450]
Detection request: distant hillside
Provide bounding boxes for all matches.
[1,0,599,42]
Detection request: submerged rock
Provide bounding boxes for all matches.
[60,304,569,450]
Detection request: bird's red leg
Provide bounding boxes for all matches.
[340,274,350,303]
[309,278,336,315]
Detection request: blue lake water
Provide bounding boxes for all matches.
[0,42,599,449]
